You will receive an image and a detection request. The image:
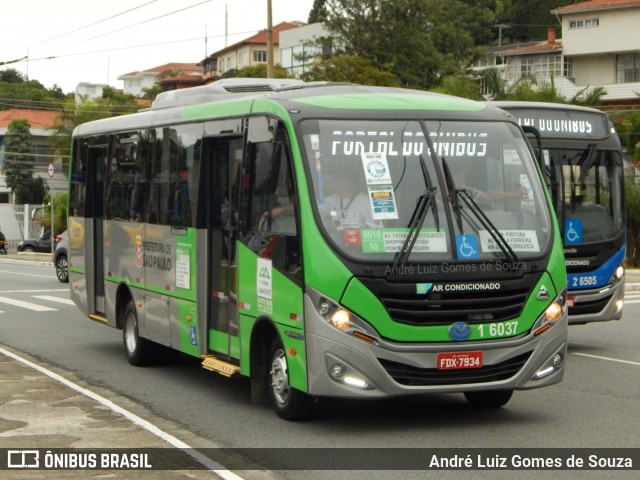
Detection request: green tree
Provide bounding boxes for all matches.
[300,54,400,86]
[0,68,69,110]
[232,63,290,79]
[323,0,488,90]
[434,74,483,100]
[309,0,329,23]
[2,119,34,193]
[15,177,49,205]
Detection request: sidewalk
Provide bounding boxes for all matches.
[0,346,228,478]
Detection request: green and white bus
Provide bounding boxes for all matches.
[68,79,568,420]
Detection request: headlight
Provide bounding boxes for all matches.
[311,291,379,343]
[330,309,351,330]
[544,301,563,322]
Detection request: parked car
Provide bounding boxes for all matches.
[17,230,52,253]
[53,230,68,283]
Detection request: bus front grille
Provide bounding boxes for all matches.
[359,276,538,327]
[378,352,531,386]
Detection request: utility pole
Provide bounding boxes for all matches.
[266,0,274,78]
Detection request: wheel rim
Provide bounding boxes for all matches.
[56,257,68,281]
[270,348,290,405]
[124,313,138,354]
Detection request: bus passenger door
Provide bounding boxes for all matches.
[203,132,244,359]
[86,144,107,315]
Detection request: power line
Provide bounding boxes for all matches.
[28,1,161,49]
[8,29,259,64]
[51,0,213,54]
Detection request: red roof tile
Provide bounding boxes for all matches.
[211,21,299,57]
[0,109,60,129]
[552,0,640,14]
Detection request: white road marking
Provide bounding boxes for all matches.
[32,295,75,306]
[0,346,245,480]
[0,296,56,312]
[572,352,640,367]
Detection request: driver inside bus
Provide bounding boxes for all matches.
[320,165,381,230]
[449,160,529,203]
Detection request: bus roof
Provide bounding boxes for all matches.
[73,80,515,137]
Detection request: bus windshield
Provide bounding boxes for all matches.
[300,119,552,263]
[545,146,624,244]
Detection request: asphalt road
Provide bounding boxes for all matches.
[0,260,638,480]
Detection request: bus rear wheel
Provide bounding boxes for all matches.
[464,389,513,408]
[267,337,312,421]
[123,300,159,366]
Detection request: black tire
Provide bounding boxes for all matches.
[55,254,69,283]
[22,246,34,253]
[122,300,160,366]
[464,389,513,408]
[267,337,313,421]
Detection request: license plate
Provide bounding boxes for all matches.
[437,351,483,370]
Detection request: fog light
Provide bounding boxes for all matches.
[614,298,624,313]
[330,363,346,379]
[615,266,624,279]
[552,353,563,368]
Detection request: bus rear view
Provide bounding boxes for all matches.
[494,102,625,324]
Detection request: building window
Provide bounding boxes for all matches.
[239,51,247,67]
[569,18,599,29]
[519,54,562,81]
[563,57,573,79]
[616,53,640,83]
[253,50,267,62]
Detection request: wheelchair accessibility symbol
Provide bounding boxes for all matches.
[456,234,480,259]
[564,219,582,244]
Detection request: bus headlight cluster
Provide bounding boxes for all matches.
[535,288,566,336]
[313,294,379,343]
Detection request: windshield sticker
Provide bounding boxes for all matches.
[456,234,480,259]
[564,219,583,244]
[361,228,447,253]
[338,210,361,229]
[519,174,535,211]
[361,152,392,185]
[367,185,399,220]
[479,230,540,252]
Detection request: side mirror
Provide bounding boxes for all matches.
[521,125,543,170]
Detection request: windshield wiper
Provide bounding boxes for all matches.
[456,189,520,264]
[392,156,439,270]
[441,157,519,264]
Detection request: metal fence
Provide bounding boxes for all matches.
[0,204,51,251]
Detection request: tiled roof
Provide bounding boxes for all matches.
[121,63,204,77]
[210,21,300,58]
[0,109,60,129]
[552,0,640,14]
[498,41,563,56]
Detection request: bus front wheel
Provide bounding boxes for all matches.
[123,300,158,366]
[267,337,312,421]
[464,389,513,408]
